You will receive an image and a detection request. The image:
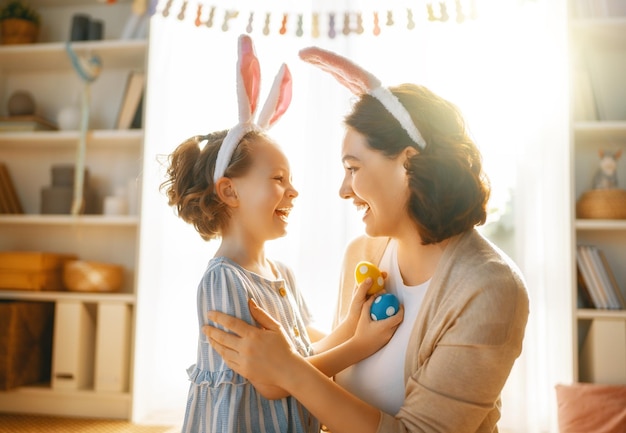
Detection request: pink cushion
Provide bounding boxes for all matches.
[555,383,626,433]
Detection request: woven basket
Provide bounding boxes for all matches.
[576,189,626,219]
[0,18,39,45]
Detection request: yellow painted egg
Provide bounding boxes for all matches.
[354,261,385,295]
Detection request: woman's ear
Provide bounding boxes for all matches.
[215,177,239,207]
[403,146,419,161]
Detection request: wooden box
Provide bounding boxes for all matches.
[0,301,54,390]
[0,252,77,291]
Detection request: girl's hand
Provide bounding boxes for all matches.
[338,271,388,336]
[203,299,300,391]
[349,295,403,358]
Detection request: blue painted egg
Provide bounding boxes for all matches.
[370,293,400,321]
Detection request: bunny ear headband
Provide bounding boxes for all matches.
[213,34,293,183]
[298,46,426,149]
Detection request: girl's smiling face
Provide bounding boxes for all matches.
[339,128,413,238]
[231,137,298,242]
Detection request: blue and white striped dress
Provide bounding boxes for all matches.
[181,256,320,433]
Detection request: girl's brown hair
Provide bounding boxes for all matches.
[345,83,491,244]
[160,130,262,240]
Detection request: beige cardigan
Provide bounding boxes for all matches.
[334,230,529,433]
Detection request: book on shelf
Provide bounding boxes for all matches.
[576,244,625,310]
[0,162,24,214]
[576,267,596,309]
[116,70,146,130]
[593,246,626,309]
[576,245,607,309]
[0,115,58,132]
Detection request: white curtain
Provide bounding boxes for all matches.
[133,1,571,431]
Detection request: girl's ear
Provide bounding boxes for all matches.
[215,178,239,207]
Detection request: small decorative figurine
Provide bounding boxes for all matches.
[592,149,622,190]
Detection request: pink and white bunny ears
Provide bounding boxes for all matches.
[299,46,426,149]
[213,35,293,183]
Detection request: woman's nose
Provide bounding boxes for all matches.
[338,174,353,199]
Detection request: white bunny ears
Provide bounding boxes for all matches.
[299,46,426,149]
[213,35,293,183]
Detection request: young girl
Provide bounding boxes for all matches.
[161,35,402,433]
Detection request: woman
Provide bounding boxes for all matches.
[205,46,529,433]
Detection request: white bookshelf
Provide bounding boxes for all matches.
[568,3,626,385]
[0,0,146,419]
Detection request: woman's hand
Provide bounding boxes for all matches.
[204,299,300,393]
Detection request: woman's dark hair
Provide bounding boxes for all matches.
[344,83,491,245]
[160,130,262,241]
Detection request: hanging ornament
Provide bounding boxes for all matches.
[206,6,215,28]
[161,0,173,17]
[148,0,158,16]
[373,12,380,36]
[263,12,271,35]
[427,3,437,21]
[470,0,478,20]
[65,43,102,216]
[177,0,187,21]
[279,13,288,35]
[439,2,449,22]
[296,13,303,37]
[342,12,363,35]
[407,8,415,29]
[246,11,254,33]
[386,10,393,26]
[311,12,320,38]
[222,10,239,32]
[328,12,336,39]
[455,0,465,23]
[194,4,202,26]
[342,12,350,36]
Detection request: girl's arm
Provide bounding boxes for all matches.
[231,290,402,399]
[205,301,383,433]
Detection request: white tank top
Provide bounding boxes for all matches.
[335,239,430,415]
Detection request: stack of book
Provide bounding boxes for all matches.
[576,244,626,309]
[0,163,23,214]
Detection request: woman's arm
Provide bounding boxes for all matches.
[205,300,384,433]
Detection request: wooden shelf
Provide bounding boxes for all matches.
[0,40,147,73]
[571,18,626,48]
[0,289,135,303]
[0,129,143,148]
[576,219,626,230]
[572,121,626,144]
[0,215,139,226]
[0,385,131,419]
[577,308,626,320]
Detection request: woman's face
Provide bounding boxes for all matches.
[339,128,413,238]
